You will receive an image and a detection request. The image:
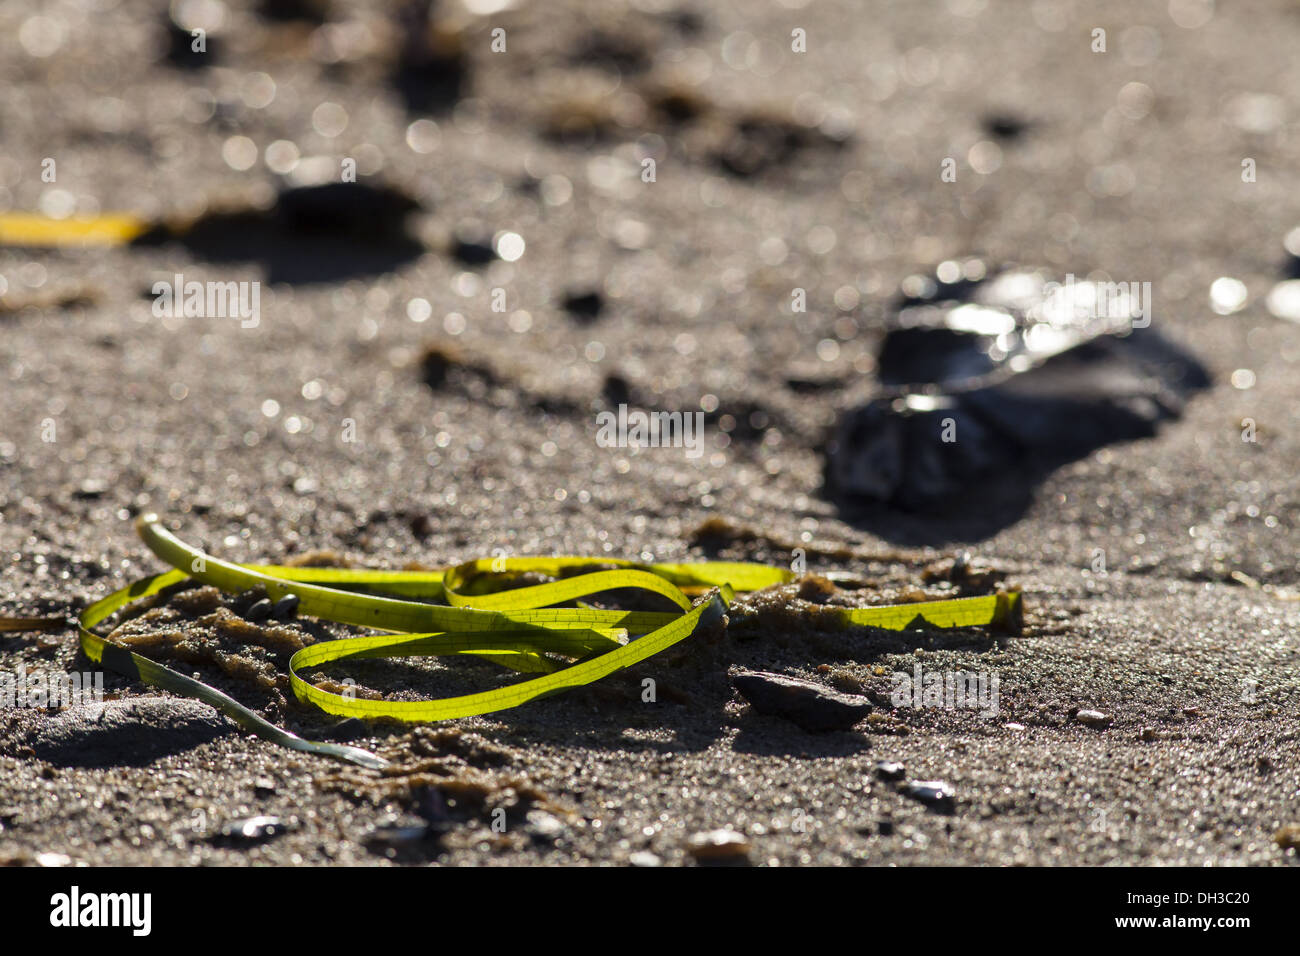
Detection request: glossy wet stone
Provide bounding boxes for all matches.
[244,598,273,622]
[826,264,1211,512]
[270,594,300,620]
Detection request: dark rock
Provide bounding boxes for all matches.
[561,290,604,322]
[245,598,273,622]
[270,594,300,620]
[274,183,420,240]
[0,698,233,767]
[390,0,468,116]
[1075,709,1112,728]
[827,266,1210,512]
[601,373,634,407]
[418,345,498,393]
[714,112,849,179]
[131,182,424,285]
[731,669,872,732]
[451,236,496,266]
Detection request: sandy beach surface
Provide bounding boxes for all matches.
[1,0,1298,866]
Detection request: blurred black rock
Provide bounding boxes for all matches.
[826,264,1210,513]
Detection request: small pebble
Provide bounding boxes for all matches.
[561,289,604,322]
[629,850,662,867]
[1076,709,1112,728]
[686,828,751,863]
[875,760,906,782]
[1139,727,1158,742]
[1004,722,1026,731]
[215,815,288,845]
[37,852,72,867]
[731,669,872,732]
[245,598,273,622]
[525,810,566,843]
[253,777,276,797]
[271,593,300,620]
[74,479,109,500]
[982,113,1028,139]
[902,780,956,814]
